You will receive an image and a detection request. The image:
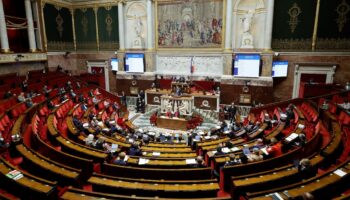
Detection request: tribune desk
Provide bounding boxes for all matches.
[157,116,188,130]
[145,89,220,112]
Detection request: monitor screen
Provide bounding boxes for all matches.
[272,61,288,77]
[111,58,118,71]
[125,53,145,73]
[233,54,260,77]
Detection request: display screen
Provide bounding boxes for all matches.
[125,53,145,73]
[272,61,288,77]
[233,54,260,77]
[111,58,118,71]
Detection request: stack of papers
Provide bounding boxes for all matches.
[6,170,23,180]
[138,158,149,165]
[186,159,197,165]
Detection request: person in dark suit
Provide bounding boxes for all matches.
[228,102,237,123]
[128,143,142,156]
[298,158,317,179]
[191,156,206,168]
[215,146,225,156]
[114,152,128,165]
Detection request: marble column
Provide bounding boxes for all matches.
[264,0,274,50]
[224,0,233,50]
[146,0,153,49]
[118,2,125,50]
[32,0,42,51]
[25,0,37,52]
[0,0,10,52]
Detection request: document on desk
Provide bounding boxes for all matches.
[222,147,230,153]
[138,158,149,165]
[152,152,161,156]
[261,147,269,155]
[285,133,298,142]
[186,159,197,164]
[230,147,240,152]
[111,144,118,153]
[334,169,347,177]
[270,192,284,200]
[124,155,129,161]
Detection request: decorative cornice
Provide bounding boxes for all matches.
[0,53,47,63]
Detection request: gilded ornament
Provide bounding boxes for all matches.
[336,0,350,33]
[288,3,302,33]
[105,14,113,38]
[81,15,88,37]
[56,13,64,38]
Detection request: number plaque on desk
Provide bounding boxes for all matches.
[130,87,139,95]
[239,94,251,104]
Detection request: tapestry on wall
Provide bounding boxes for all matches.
[44,3,74,51]
[98,6,119,50]
[74,8,97,50]
[272,0,317,50]
[157,0,223,48]
[317,0,350,50]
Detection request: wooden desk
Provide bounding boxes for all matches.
[56,136,108,163]
[88,174,219,198]
[102,163,212,180]
[16,144,81,186]
[157,117,188,130]
[61,186,231,200]
[141,146,193,153]
[126,156,198,168]
[0,157,57,199]
[145,89,219,111]
[232,154,324,198]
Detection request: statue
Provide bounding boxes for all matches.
[240,10,255,48]
[133,15,145,48]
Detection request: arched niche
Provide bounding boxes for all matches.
[232,0,266,49]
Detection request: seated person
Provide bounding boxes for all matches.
[215,146,225,156]
[81,102,88,111]
[42,85,52,97]
[128,143,142,156]
[92,95,100,104]
[113,152,128,166]
[69,89,77,99]
[17,92,26,102]
[298,158,317,179]
[252,138,265,149]
[60,94,68,103]
[25,98,34,108]
[72,115,84,131]
[84,134,95,147]
[224,153,241,167]
[247,148,264,162]
[191,156,206,168]
[266,137,283,158]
